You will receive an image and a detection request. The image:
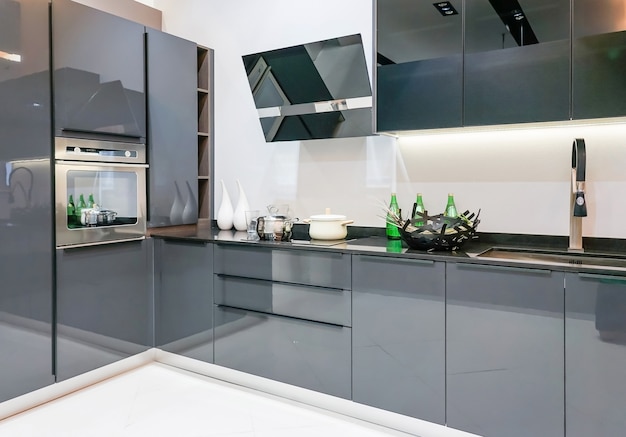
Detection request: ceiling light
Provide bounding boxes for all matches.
[433,2,459,16]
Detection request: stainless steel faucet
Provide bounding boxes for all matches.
[569,138,587,252]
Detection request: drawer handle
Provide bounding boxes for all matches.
[456,262,551,275]
[357,255,434,266]
[578,272,626,283]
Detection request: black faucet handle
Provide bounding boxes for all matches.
[574,190,587,217]
[572,138,586,182]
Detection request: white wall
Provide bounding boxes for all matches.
[153,0,626,239]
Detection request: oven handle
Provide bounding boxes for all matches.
[58,236,146,250]
[55,160,149,169]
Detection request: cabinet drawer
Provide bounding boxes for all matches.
[214,245,351,289]
[215,275,351,326]
[214,306,351,399]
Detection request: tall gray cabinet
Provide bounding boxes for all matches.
[146,28,198,227]
[0,0,55,402]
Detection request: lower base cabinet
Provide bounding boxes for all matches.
[214,306,351,399]
[56,240,153,381]
[154,239,213,362]
[352,255,445,424]
[565,272,626,437]
[446,262,565,437]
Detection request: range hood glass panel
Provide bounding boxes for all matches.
[242,34,373,142]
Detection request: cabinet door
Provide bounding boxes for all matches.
[214,306,351,399]
[376,0,462,130]
[155,239,212,362]
[214,245,351,289]
[446,263,564,437]
[51,0,146,141]
[565,272,626,437]
[0,0,55,402]
[464,0,570,125]
[352,255,445,424]
[56,240,153,381]
[146,29,198,227]
[572,0,626,119]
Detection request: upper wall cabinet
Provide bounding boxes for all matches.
[377,0,626,132]
[464,0,570,126]
[572,0,626,120]
[51,0,146,142]
[376,0,463,131]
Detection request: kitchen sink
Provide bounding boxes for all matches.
[474,247,626,270]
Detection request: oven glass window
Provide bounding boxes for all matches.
[65,169,138,229]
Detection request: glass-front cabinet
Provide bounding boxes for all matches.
[376,0,463,131]
[572,0,626,119]
[464,0,571,125]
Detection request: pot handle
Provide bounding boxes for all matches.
[341,220,354,226]
[302,218,311,224]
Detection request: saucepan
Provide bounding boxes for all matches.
[256,204,298,241]
[303,208,353,240]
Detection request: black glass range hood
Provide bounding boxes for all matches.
[242,34,374,142]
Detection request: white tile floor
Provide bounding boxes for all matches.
[0,363,416,437]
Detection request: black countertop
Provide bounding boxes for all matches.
[149,224,626,276]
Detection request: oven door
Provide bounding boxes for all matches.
[55,161,147,248]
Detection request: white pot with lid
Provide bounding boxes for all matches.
[304,208,354,240]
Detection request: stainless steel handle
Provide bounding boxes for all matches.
[356,254,435,266]
[456,262,552,275]
[55,160,149,169]
[578,272,626,283]
[59,236,145,250]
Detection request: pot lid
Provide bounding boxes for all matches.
[309,208,347,221]
[309,214,347,221]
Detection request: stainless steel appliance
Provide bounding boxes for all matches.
[54,137,148,248]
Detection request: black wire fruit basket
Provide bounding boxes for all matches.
[387,203,481,251]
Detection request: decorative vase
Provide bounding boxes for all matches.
[232,179,250,231]
[168,181,184,225]
[182,180,198,224]
[216,179,234,230]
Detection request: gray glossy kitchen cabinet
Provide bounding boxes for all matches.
[464,0,570,126]
[56,240,153,381]
[376,0,463,131]
[565,272,626,437]
[0,0,55,402]
[214,306,351,399]
[572,0,626,119]
[446,262,564,437]
[154,239,213,362]
[214,244,351,289]
[352,255,445,424]
[146,29,198,227]
[213,244,351,399]
[51,0,146,141]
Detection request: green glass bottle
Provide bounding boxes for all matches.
[76,194,87,222]
[67,195,75,226]
[386,193,401,240]
[444,193,458,218]
[88,193,95,208]
[413,193,425,227]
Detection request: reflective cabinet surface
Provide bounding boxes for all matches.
[565,272,626,437]
[0,0,55,402]
[446,262,564,437]
[352,255,445,424]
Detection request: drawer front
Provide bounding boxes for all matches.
[215,275,351,326]
[214,306,351,399]
[214,245,350,289]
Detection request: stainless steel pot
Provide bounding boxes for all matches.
[256,215,297,241]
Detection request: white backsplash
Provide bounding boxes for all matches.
[153,0,626,239]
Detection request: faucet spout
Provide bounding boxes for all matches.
[569,138,587,252]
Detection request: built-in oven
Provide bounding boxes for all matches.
[54,137,148,248]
